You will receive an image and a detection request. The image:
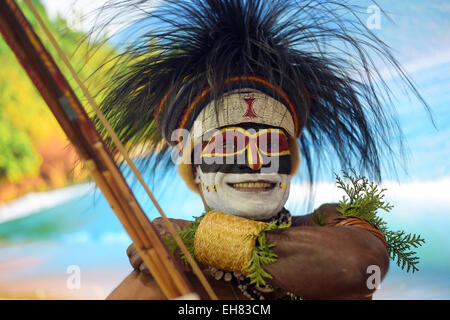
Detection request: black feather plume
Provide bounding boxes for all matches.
[92,0,430,189]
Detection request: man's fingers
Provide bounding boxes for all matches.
[127,243,150,274]
[130,252,143,270]
[152,218,172,237]
[152,217,188,237]
[126,243,136,258]
[127,243,144,270]
[139,261,150,275]
[127,219,191,274]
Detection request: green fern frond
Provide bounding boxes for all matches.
[312,209,326,226]
[336,169,425,273]
[244,219,290,288]
[384,230,425,273]
[163,215,202,265]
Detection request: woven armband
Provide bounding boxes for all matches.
[194,210,268,274]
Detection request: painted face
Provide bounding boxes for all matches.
[194,123,292,220]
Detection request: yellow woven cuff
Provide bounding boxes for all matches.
[194,210,268,274]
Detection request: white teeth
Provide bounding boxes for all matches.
[231,182,272,188]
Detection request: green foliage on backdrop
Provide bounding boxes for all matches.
[0,111,40,182]
[0,0,115,186]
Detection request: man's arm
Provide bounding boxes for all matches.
[107,271,166,300]
[264,204,389,299]
[108,204,389,300]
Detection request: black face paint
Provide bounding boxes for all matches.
[195,123,292,175]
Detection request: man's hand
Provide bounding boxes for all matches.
[126,217,191,275]
[127,243,150,274]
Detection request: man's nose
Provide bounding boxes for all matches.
[246,139,263,171]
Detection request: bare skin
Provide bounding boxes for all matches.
[107,203,389,300]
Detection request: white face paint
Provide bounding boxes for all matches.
[195,166,291,220]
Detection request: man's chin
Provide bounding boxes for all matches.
[225,205,281,221]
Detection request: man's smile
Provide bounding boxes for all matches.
[227,180,277,192]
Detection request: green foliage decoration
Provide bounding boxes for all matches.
[335,169,425,273]
[162,213,290,288]
[163,216,202,265]
[311,209,326,226]
[244,220,290,288]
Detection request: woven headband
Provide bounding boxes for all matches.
[156,75,300,144]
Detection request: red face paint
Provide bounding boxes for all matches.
[201,127,290,171]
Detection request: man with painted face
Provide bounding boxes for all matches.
[100,0,426,299]
[195,124,293,221]
[108,85,389,300]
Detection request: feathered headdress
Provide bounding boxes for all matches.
[96,0,428,185]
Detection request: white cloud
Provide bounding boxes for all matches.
[401,51,450,77]
[375,49,450,84]
[42,0,105,32]
[41,0,132,40]
[287,176,450,220]
[41,0,160,39]
[99,231,130,244]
